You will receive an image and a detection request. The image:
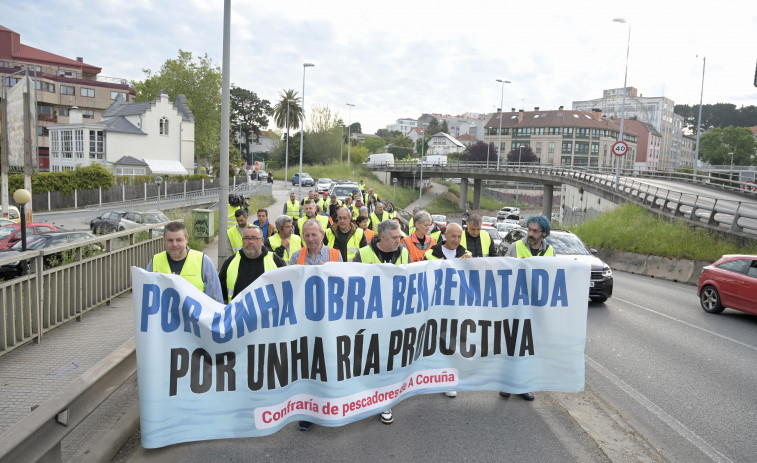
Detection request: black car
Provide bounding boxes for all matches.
[90,211,126,234]
[0,231,102,279]
[497,228,613,303]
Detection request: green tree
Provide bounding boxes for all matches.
[440,120,449,134]
[302,103,341,164]
[462,141,497,162]
[272,89,302,131]
[133,50,222,165]
[698,126,757,166]
[426,117,441,135]
[230,86,272,164]
[506,145,538,164]
[364,136,387,154]
[415,134,428,155]
[349,122,362,134]
[348,144,369,164]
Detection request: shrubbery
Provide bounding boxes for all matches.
[9,164,114,194]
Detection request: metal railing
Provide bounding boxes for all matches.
[371,163,757,235]
[0,226,164,357]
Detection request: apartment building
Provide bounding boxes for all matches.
[483,108,637,169]
[0,24,135,171]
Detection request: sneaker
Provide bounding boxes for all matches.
[520,392,535,401]
[499,391,511,398]
[298,420,312,431]
[380,409,393,424]
[445,391,457,397]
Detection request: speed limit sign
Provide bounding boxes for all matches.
[253,161,260,172]
[612,141,628,157]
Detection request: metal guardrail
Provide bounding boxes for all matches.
[0,339,136,463]
[0,226,164,357]
[372,163,757,236]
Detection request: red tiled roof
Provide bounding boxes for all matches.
[484,109,638,135]
[0,24,101,74]
[457,134,477,141]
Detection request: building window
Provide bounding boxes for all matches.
[0,61,9,68]
[75,130,84,159]
[591,143,599,154]
[62,131,73,158]
[82,109,94,119]
[89,130,104,159]
[548,127,560,135]
[61,85,75,95]
[562,127,574,137]
[51,131,60,155]
[59,107,70,117]
[548,142,555,154]
[575,142,590,154]
[58,69,77,78]
[561,141,573,154]
[592,129,600,138]
[532,127,545,135]
[81,87,95,97]
[35,81,55,92]
[111,91,127,100]
[160,117,169,135]
[52,166,61,172]
[576,128,590,138]
[536,142,542,154]
[3,77,20,87]
[36,126,49,136]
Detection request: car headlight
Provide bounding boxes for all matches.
[602,265,612,277]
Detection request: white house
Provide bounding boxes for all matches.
[427,132,465,155]
[47,91,195,175]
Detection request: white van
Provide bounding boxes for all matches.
[364,153,394,166]
[418,155,448,166]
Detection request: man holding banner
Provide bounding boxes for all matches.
[218,225,287,304]
[265,215,303,263]
[353,219,410,425]
[146,221,223,303]
[500,214,555,401]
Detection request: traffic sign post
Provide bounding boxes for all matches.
[612,141,628,157]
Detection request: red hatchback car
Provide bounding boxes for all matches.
[697,255,757,315]
[0,222,59,250]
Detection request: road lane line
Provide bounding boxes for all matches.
[586,356,733,463]
[615,297,757,353]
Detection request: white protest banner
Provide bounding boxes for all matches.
[132,256,589,448]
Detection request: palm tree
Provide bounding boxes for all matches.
[272,89,302,130]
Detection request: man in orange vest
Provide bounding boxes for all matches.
[288,218,341,432]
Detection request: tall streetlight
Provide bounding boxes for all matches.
[418,129,425,207]
[298,63,315,198]
[340,125,345,163]
[495,79,511,171]
[693,56,706,179]
[346,103,355,163]
[285,98,296,185]
[12,189,31,251]
[613,18,631,191]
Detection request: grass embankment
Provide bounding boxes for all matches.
[571,203,757,262]
[268,164,418,208]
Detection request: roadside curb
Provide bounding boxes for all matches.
[596,250,710,286]
[79,398,139,463]
[548,390,667,463]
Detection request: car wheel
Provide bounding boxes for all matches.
[590,296,608,303]
[700,285,725,314]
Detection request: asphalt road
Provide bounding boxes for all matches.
[586,272,757,463]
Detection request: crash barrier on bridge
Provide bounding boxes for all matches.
[0,225,164,357]
[370,163,757,236]
[0,338,136,463]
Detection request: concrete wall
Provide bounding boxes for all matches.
[560,184,619,224]
[597,249,710,286]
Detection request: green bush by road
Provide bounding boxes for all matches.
[571,203,757,262]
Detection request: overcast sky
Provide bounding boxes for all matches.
[3,0,756,134]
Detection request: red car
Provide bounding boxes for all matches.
[697,255,757,315]
[0,222,59,250]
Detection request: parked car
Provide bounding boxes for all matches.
[254,170,268,181]
[316,178,333,193]
[502,214,523,226]
[482,216,497,228]
[496,229,613,303]
[0,222,59,250]
[497,206,521,221]
[117,211,170,233]
[90,211,127,234]
[697,255,757,315]
[481,225,501,250]
[432,215,448,234]
[0,218,15,227]
[495,222,519,240]
[0,231,102,279]
[291,172,315,187]
[329,183,361,202]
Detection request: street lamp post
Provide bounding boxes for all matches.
[516,146,523,205]
[419,130,425,207]
[299,63,315,198]
[340,125,344,163]
[694,56,706,180]
[285,98,295,185]
[12,189,31,251]
[495,79,511,171]
[346,103,355,164]
[613,18,630,192]
[155,176,163,210]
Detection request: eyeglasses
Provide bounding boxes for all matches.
[243,236,263,242]
[527,227,543,233]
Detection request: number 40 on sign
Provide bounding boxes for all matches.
[612,141,628,157]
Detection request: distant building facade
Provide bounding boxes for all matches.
[0,24,136,171]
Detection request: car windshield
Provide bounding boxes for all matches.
[0,227,17,239]
[497,223,513,232]
[144,212,170,223]
[10,234,50,250]
[432,215,446,222]
[483,216,496,222]
[546,233,592,255]
[332,186,357,196]
[318,178,331,184]
[301,173,312,179]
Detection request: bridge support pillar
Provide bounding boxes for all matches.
[541,184,554,218]
[473,179,482,210]
[460,178,469,209]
